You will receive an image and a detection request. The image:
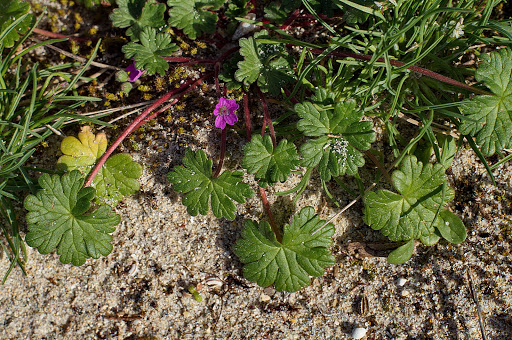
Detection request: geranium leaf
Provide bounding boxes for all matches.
[387,240,415,265]
[167,148,254,220]
[295,96,376,180]
[364,155,461,242]
[0,0,32,48]
[24,171,120,266]
[167,0,224,40]
[264,0,301,24]
[460,48,512,155]
[122,26,178,76]
[437,210,466,244]
[235,30,295,95]
[110,0,166,40]
[57,126,142,207]
[234,206,335,292]
[242,135,299,187]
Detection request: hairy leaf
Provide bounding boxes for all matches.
[122,26,179,75]
[167,148,254,220]
[0,0,33,48]
[296,96,376,180]
[57,126,142,207]
[24,171,120,266]
[364,155,460,242]
[234,206,335,292]
[235,30,295,95]
[242,135,299,187]
[460,48,512,155]
[110,0,166,40]
[167,0,224,39]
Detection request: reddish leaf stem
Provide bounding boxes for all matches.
[364,150,393,185]
[312,50,494,96]
[213,128,227,178]
[243,93,251,141]
[256,88,276,148]
[259,187,282,243]
[283,88,299,104]
[32,27,92,43]
[280,8,302,30]
[84,72,212,187]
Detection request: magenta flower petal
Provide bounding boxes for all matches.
[215,115,227,129]
[224,113,238,125]
[126,61,145,82]
[213,97,239,129]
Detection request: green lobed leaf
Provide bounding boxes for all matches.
[234,206,335,292]
[387,240,415,265]
[296,96,376,180]
[110,0,166,40]
[167,0,224,40]
[24,171,120,266]
[167,148,254,220]
[0,0,33,48]
[459,48,512,156]
[242,135,299,187]
[235,30,296,95]
[57,126,142,207]
[264,0,301,24]
[122,26,179,75]
[363,155,457,242]
[436,210,466,244]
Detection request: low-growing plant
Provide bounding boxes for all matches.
[0,2,123,281]
[9,0,512,293]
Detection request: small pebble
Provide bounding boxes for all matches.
[263,286,275,296]
[260,293,271,302]
[352,327,367,339]
[397,277,407,286]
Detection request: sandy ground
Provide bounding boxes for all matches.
[1,111,511,340]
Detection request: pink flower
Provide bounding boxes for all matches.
[126,61,145,82]
[213,97,239,129]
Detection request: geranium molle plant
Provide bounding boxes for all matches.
[214,97,239,129]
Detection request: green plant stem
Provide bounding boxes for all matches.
[313,50,494,96]
[84,73,211,187]
[259,186,281,243]
[257,87,276,148]
[213,128,227,178]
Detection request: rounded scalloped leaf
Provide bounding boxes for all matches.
[24,171,120,266]
[234,206,335,292]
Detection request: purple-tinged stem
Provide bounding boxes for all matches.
[312,50,494,96]
[259,187,282,243]
[364,150,393,185]
[213,128,227,178]
[84,73,212,187]
[243,93,251,141]
[215,62,221,97]
[256,88,276,148]
[32,27,91,43]
[132,99,178,131]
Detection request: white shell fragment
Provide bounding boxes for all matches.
[232,13,258,40]
[397,277,408,286]
[205,276,223,289]
[352,327,367,339]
